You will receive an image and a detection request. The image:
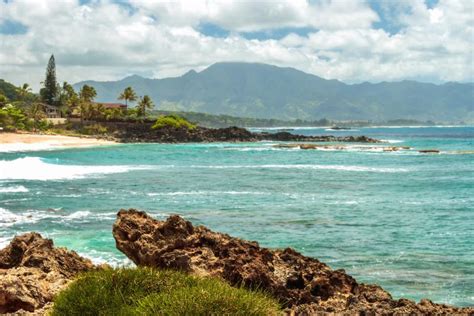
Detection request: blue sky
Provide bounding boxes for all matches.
[0,0,472,89]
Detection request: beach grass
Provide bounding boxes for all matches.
[51,267,280,315]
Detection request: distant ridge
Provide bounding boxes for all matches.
[73,62,474,122]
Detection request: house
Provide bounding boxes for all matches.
[43,104,67,124]
[44,104,61,118]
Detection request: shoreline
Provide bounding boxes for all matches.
[0,126,381,153]
[0,132,117,153]
[1,210,472,314]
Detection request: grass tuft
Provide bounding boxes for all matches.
[51,268,280,315]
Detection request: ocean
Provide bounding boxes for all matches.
[0,126,473,306]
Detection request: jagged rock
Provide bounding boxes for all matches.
[72,121,380,143]
[0,233,95,314]
[113,209,474,315]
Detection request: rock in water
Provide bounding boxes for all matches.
[0,233,95,314]
[113,209,474,315]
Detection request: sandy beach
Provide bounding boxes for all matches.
[0,132,116,152]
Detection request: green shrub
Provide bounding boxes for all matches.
[79,123,108,135]
[52,268,280,316]
[152,114,196,130]
[0,104,30,131]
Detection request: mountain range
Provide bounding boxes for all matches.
[74,62,473,122]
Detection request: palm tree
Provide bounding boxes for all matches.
[78,85,97,123]
[118,86,137,107]
[79,85,97,103]
[28,102,46,131]
[136,95,154,118]
[17,83,32,100]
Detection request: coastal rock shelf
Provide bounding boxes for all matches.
[1,210,472,314]
[113,209,473,315]
[75,121,380,143]
[0,233,95,314]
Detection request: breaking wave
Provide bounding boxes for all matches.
[0,157,149,180]
[0,185,29,193]
[0,208,116,228]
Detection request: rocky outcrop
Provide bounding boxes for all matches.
[113,209,474,315]
[257,131,380,143]
[0,233,95,314]
[72,121,380,143]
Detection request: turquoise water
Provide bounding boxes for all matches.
[1,126,473,306]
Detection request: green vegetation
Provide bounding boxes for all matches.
[51,268,280,316]
[137,95,154,118]
[0,104,50,132]
[77,84,97,123]
[27,102,47,131]
[0,104,30,131]
[0,79,33,101]
[40,54,58,105]
[152,114,196,130]
[79,123,109,135]
[118,86,137,107]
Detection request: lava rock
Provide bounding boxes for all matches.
[0,233,95,314]
[112,209,473,315]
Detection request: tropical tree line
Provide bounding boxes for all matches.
[1,54,156,131]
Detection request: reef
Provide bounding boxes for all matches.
[113,209,473,315]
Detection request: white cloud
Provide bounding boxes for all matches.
[0,0,472,91]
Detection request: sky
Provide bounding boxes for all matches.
[0,0,473,90]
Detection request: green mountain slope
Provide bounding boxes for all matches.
[73,62,474,122]
[0,79,22,100]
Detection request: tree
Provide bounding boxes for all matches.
[118,86,137,107]
[79,84,97,103]
[28,102,46,131]
[136,95,154,118]
[41,55,58,105]
[76,85,97,123]
[17,83,32,100]
[0,104,29,131]
[0,93,9,107]
[104,107,124,121]
[58,81,78,117]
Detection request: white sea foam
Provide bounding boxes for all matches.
[0,208,116,227]
[0,185,29,193]
[188,164,408,173]
[0,236,10,249]
[64,210,91,219]
[79,250,134,267]
[381,139,404,144]
[324,128,360,132]
[0,157,149,180]
[224,146,300,152]
[148,191,269,197]
[0,207,50,227]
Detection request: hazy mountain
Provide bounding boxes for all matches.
[74,62,474,122]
